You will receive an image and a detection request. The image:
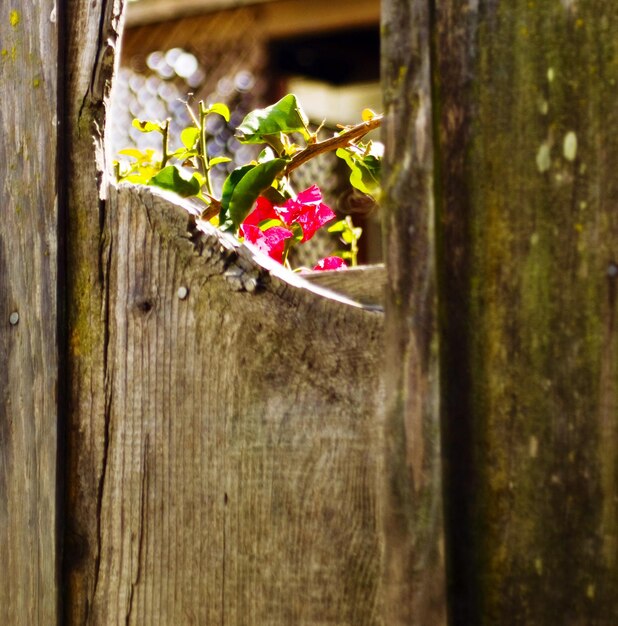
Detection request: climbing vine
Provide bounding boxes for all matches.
[115,94,382,270]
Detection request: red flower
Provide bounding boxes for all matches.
[241,185,336,259]
[313,256,347,271]
[275,185,336,242]
[240,223,293,263]
[241,196,279,228]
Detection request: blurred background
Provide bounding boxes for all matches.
[110,0,382,264]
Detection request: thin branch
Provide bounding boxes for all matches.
[284,115,382,176]
[195,115,382,224]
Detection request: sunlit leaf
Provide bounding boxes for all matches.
[327,220,347,233]
[219,165,253,229]
[149,165,201,197]
[208,103,231,122]
[236,94,309,144]
[258,147,276,163]
[362,108,377,122]
[118,148,146,160]
[341,230,354,244]
[336,147,381,197]
[209,156,232,166]
[180,127,200,150]
[132,119,164,133]
[220,159,288,231]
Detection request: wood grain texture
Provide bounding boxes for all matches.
[434,2,618,623]
[75,184,384,625]
[379,0,446,624]
[0,1,59,623]
[62,1,126,623]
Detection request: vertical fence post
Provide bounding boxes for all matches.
[434,2,618,623]
[381,0,446,623]
[0,1,60,623]
[61,1,125,622]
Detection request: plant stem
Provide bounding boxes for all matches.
[198,101,213,197]
[347,216,359,267]
[284,115,382,176]
[161,119,171,168]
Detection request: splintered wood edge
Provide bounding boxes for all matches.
[114,183,385,313]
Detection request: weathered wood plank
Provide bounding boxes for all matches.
[81,184,384,624]
[379,0,446,624]
[303,265,385,309]
[0,1,59,623]
[62,1,126,623]
[434,2,618,623]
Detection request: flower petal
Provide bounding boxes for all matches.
[295,202,336,242]
[242,223,293,263]
[313,256,347,271]
[277,185,326,224]
[297,184,322,204]
[242,196,278,228]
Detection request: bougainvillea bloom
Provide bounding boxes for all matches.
[313,256,347,271]
[240,223,293,263]
[243,185,336,244]
[241,196,279,229]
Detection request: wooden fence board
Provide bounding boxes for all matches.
[62,1,126,623]
[380,0,446,623]
[434,1,618,623]
[0,1,59,623]
[82,184,384,624]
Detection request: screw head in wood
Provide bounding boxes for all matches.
[177,286,189,300]
[9,312,19,325]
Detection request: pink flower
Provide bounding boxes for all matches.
[276,186,336,242]
[241,223,293,263]
[313,256,347,271]
[241,196,279,228]
[242,185,336,247]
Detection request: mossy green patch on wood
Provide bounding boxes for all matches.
[435,0,618,622]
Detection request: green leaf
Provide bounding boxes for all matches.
[341,230,354,244]
[220,164,254,228]
[148,166,201,197]
[207,102,231,122]
[118,148,146,160]
[327,220,347,233]
[260,185,289,206]
[258,146,276,163]
[208,156,232,166]
[220,159,288,231]
[336,147,381,197]
[180,127,200,150]
[132,119,164,133]
[236,94,309,144]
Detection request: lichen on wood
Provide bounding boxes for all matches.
[434,1,618,623]
[0,1,60,623]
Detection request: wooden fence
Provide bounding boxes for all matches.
[1,0,617,624]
